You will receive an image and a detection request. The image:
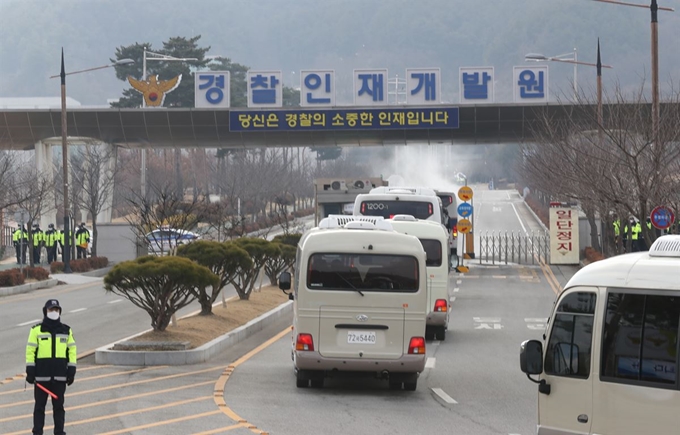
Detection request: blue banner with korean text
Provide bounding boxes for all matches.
[229,108,459,132]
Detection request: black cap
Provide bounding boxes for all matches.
[43,299,61,316]
[48,223,54,228]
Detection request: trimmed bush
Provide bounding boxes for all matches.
[0,269,26,287]
[50,262,65,274]
[88,256,109,269]
[584,246,605,263]
[24,266,49,281]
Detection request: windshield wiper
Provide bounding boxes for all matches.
[335,272,364,296]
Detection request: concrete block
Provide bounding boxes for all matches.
[146,350,186,366]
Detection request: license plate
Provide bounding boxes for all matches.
[347,331,376,344]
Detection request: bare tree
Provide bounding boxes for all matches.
[9,168,55,266]
[521,82,680,253]
[70,144,119,257]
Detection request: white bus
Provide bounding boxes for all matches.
[353,188,447,226]
[520,235,680,434]
[387,215,451,340]
[279,215,428,390]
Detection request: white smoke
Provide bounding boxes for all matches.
[376,144,465,191]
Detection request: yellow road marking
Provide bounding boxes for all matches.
[0,280,102,305]
[191,423,250,435]
[95,410,223,435]
[0,366,165,396]
[214,327,291,435]
[0,396,213,435]
[0,380,215,423]
[537,259,562,295]
[0,366,223,409]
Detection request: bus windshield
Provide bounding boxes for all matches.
[307,253,419,293]
[359,200,434,220]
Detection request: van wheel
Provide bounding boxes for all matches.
[436,326,446,341]
[388,381,402,390]
[425,327,435,341]
[296,377,309,388]
[403,380,417,391]
[310,379,324,388]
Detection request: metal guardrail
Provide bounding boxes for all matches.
[479,230,550,265]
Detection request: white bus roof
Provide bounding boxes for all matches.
[564,235,680,292]
[369,186,437,196]
[300,223,425,255]
[387,216,448,236]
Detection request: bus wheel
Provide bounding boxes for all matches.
[296,377,309,388]
[436,326,446,341]
[310,378,324,388]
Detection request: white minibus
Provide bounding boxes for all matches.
[353,189,446,227]
[520,235,680,434]
[387,215,451,340]
[433,188,460,257]
[279,215,428,391]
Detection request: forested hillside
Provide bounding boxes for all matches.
[1,0,678,105]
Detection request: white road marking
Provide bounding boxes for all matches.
[449,296,456,303]
[506,191,511,200]
[453,287,460,293]
[493,206,502,212]
[475,323,504,330]
[432,340,441,346]
[511,202,527,233]
[431,387,458,404]
[425,357,436,369]
[18,319,41,327]
[473,317,502,323]
[525,318,548,323]
[69,308,87,313]
[107,299,123,304]
[456,279,462,284]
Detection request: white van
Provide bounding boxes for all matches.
[278,215,428,391]
[520,235,680,434]
[354,189,446,226]
[387,215,451,340]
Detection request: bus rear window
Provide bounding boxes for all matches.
[359,200,433,219]
[420,239,442,267]
[307,253,419,293]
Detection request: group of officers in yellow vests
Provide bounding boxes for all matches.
[12,222,90,265]
[612,214,677,252]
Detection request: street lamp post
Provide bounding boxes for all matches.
[139,48,198,199]
[524,48,578,100]
[526,46,613,127]
[592,0,675,141]
[50,50,134,273]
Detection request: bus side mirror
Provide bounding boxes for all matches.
[520,339,543,375]
[279,272,291,291]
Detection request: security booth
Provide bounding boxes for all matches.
[313,177,388,226]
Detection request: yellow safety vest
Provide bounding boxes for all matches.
[26,323,77,382]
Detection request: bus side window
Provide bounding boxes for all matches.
[601,293,680,387]
[544,292,596,378]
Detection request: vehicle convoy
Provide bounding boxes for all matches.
[387,215,451,340]
[520,235,680,434]
[278,215,428,390]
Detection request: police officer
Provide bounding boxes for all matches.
[44,224,61,264]
[58,226,73,262]
[31,223,45,264]
[26,299,77,435]
[12,225,28,264]
[75,222,90,259]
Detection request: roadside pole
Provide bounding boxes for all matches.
[456,186,474,273]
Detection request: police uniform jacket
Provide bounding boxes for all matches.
[26,318,77,382]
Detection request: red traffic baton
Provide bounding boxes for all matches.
[36,382,58,400]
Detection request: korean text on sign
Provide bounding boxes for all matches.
[247,70,283,108]
[459,67,494,103]
[229,108,460,132]
[513,66,549,103]
[195,71,230,108]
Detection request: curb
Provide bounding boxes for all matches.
[522,197,549,232]
[81,265,113,277]
[95,300,293,366]
[0,279,59,297]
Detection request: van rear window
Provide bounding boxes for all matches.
[307,253,419,293]
[359,200,433,219]
[420,239,442,267]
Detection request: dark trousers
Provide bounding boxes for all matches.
[47,245,58,264]
[15,244,27,264]
[33,380,67,435]
[76,246,87,259]
[33,246,41,264]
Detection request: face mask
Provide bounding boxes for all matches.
[46,311,60,320]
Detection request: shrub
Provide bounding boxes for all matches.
[584,246,605,263]
[24,266,49,281]
[50,262,65,274]
[69,259,91,273]
[88,256,109,269]
[0,269,26,287]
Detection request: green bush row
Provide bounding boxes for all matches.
[0,266,51,287]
